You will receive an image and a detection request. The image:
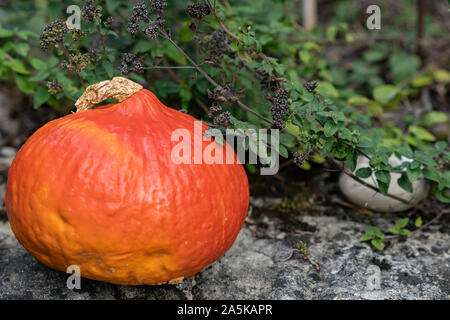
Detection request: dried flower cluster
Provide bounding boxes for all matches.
[104,16,114,27]
[293,152,308,167]
[259,72,284,92]
[61,52,94,72]
[213,111,231,127]
[118,53,145,75]
[203,29,236,62]
[270,88,290,129]
[39,19,68,50]
[188,2,211,20]
[304,80,318,93]
[127,2,150,36]
[150,0,167,15]
[71,29,86,41]
[143,22,160,39]
[46,79,63,95]
[127,1,166,39]
[82,0,102,22]
[208,102,222,119]
[87,49,100,64]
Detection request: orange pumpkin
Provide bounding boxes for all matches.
[6,77,249,285]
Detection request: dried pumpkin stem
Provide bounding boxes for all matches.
[75,77,143,112]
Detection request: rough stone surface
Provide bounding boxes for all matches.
[0,147,16,171]
[1,213,448,300]
[0,92,20,146]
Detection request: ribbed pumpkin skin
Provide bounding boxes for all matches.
[6,89,249,285]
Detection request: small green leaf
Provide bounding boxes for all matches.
[316,82,339,98]
[395,218,409,229]
[279,134,297,148]
[323,121,338,137]
[365,226,379,236]
[409,125,436,142]
[432,69,450,82]
[33,85,51,109]
[375,170,391,184]
[374,229,385,239]
[371,238,385,251]
[0,25,14,38]
[435,141,448,152]
[102,60,114,78]
[414,217,422,228]
[420,111,449,127]
[399,229,411,236]
[360,235,372,242]
[245,163,257,174]
[377,180,389,195]
[31,70,51,82]
[261,61,273,75]
[16,30,38,40]
[434,188,450,203]
[373,85,399,105]
[412,74,433,87]
[29,58,48,70]
[106,30,119,38]
[415,151,437,167]
[275,63,286,75]
[278,145,288,158]
[389,53,420,84]
[298,50,311,65]
[346,152,358,172]
[299,160,311,171]
[15,74,34,94]
[363,49,386,63]
[423,167,440,182]
[47,57,59,68]
[355,167,372,179]
[326,25,337,41]
[180,86,192,108]
[12,43,30,57]
[339,127,353,141]
[106,0,122,12]
[163,43,186,65]
[5,59,30,74]
[389,227,399,234]
[397,173,413,193]
[407,165,421,182]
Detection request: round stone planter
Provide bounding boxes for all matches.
[339,155,429,212]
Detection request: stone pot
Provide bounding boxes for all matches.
[339,155,428,212]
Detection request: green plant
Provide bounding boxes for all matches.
[361,212,446,251]
[360,226,385,251]
[296,240,310,256]
[389,218,411,236]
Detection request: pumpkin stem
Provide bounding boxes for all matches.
[75,77,143,112]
